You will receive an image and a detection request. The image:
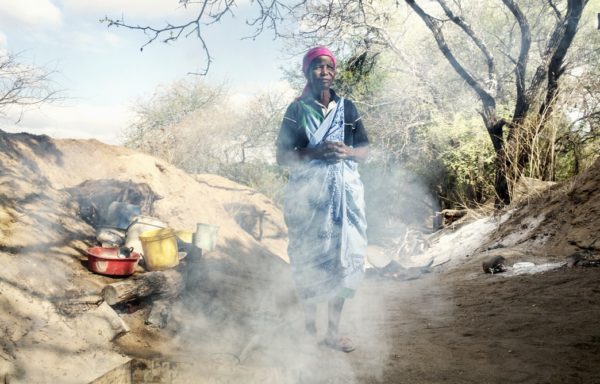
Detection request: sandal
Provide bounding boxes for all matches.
[320,336,356,353]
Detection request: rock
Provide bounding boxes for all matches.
[482,255,507,274]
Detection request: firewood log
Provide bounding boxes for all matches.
[101,269,183,305]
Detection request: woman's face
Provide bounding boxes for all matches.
[307,56,336,92]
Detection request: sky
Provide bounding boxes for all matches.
[0,0,297,144]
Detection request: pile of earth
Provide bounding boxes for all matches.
[0,130,295,383]
[425,155,600,273]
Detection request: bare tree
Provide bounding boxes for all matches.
[0,52,60,122]
[101,0,298,75]
[234,90,287,163]
[123,80,223,163]
[124,78,288,177]
[292,0,590,206]
[400,0,589,206]
[552,63,600,176]
[107,0,593,207]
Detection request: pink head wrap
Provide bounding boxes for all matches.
[302,46,337,76]
[299,46,337,99]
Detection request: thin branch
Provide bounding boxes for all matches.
[566,110,600,131]
[245,0,295,39]
[102,4,213,74]
[404,0,495,111]
[436,0,497,94]
[547,0,563,20]
[102,0,298,75]
[0,52,63,118]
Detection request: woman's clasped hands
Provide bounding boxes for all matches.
[314,141,351,163]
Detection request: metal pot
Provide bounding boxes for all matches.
[118,246,135,258]
[193,223,219,252]
[96,227,126,247]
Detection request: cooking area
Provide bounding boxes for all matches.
[1,132,599,383]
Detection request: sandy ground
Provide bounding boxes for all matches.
[2,130,600,383]
[334,264,600,384]
[97,259,600,384]
[102,156,600,384]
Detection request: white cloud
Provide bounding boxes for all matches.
[71,31,96,48]
[103,31,121,47]
[0,102,133,144]
[0,0,62,28]
[66,29,121,53]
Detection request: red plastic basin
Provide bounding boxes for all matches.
[86,247,141,276]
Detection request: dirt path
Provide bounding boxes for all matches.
[104,264,600,384]
[340,267,600,384]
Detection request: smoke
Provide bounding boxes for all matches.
[160,159,446,383]
[362,164,440,240]
[168,259,453,383]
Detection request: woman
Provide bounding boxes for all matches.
[276,46,369,353]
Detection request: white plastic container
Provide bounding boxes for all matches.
[124,215,168,255]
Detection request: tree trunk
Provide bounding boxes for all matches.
[405,0,589,208]
[484,111,510,207]
[503,0,588,203]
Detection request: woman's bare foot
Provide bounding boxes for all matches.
[321,335,356,353]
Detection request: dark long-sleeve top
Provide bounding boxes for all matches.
[276,89,369,153]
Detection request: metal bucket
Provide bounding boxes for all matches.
[193,223,219,252]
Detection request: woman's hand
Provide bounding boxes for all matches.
[314,141,369,163]
[315,141,351,163]
[277,142,369,166]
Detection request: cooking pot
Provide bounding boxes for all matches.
[96,227,126,247]
[86,246,140,276]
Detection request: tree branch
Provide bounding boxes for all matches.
[436,0,497,95]
[245,0,295,39]
[101,3,213,74]
[404,0,495,111]
[501,0,531,122]
[547,0,563,20]
[539,0,588,116]
[0,52,62,118]
[102,0,297,75]
[525,1,576,103]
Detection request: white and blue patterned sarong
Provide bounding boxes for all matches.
[284,98,368,302]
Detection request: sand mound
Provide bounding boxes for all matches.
[0,130,294,383]
[487,156,600,258]
[418,156,600,274]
